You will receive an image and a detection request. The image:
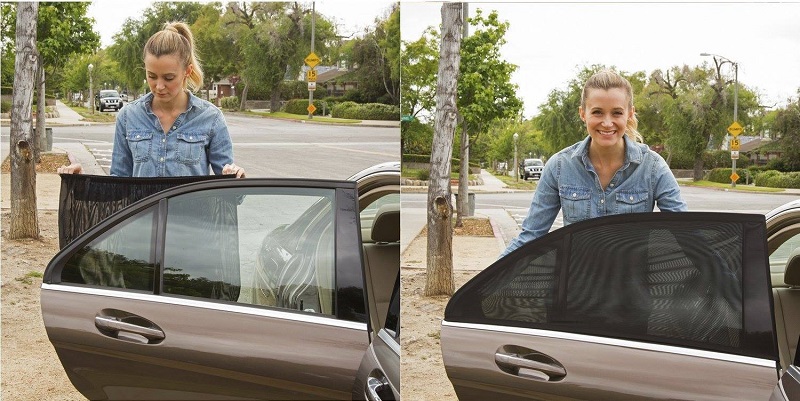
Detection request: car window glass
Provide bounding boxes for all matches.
[446,214,773,360]
[769,228,800,281]
[163,187,336,316]
[385,276,400,339]
[360,192,400,239]
[61,206,156,291]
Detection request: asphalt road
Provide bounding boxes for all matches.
[1,113,400,179]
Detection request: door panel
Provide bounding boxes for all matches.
[42,287,368,400]
[442,323,777,401]
[443,212,780,400]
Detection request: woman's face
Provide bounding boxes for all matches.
[144,53,191,106]
[579,87,634,150]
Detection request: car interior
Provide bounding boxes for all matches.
[361,202,400,331]
[774,247,800,372]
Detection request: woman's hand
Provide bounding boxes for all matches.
[57,163,83,174]
[222,163,246,178]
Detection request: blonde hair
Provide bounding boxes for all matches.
[581,69,643,143]
[143,21,204,92]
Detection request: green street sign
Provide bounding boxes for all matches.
[401,115,414,122]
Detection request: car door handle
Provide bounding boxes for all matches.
[95,315,165,342]
[495,350,567,381]
[365,375,390,401]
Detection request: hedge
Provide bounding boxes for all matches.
[1,100,10,113]
[331,101,399,121]
[402,153,480,169]
[282,99,324,115]
[666,150,751,170]
[220,96,240,110]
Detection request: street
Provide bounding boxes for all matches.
[0,113,400,179]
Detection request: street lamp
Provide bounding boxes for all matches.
[700,52,739,187]
[513,132,519,182]
[88,63,94,114]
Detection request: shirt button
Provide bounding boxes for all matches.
[629,196,634,201]
[572,193,577,198]
[600,199,605,204]
[160,157,164,162]
[172,126,177,130]
[162,138,166,143]
[136,135,140,138]
[610,183,614,187]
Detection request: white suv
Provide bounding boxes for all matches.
[520,158,544,180]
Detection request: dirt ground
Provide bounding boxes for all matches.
[1,211,86,400]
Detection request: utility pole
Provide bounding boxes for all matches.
[307,1,316,120]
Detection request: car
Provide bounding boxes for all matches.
[41,162,400,400]
[119,92,129,102]
[519,158,544,180]
[441,201,800,400]
[95,89,123,112]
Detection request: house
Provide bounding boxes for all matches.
[301,66,358,97]
[741,137,784,166]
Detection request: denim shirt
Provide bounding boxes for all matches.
[501,135,687,257]
[110,92,233,177]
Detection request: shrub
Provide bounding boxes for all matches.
[281,99,324,115]
[415,169,430,181]
[330,102,399,121]
[705,168,733,184]
[220,96,240,110]
[1,100,10,113]
[758,171,800,189]
[754,170,782,187]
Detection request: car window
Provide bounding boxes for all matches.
[769,227,800,285]
[384,276,400,339]
[360,192,400,240]
[163,187,336,316]
[61,206,157,291]
[445,213,775,361]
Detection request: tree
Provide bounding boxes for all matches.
[772,97,800,170]
[400,27,438,120]
[191,3,237,101]
[426,2,462,297]
[8,2,39,239]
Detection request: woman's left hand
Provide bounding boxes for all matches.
[223,163,246,178]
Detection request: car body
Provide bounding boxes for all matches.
[41,162,400,400]
[519,158,544,180]
[119,92,129,102]
[96,89,122,112]
[442,201,800,400]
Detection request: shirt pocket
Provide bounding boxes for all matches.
[615,190,651,214]
[559,185,591,223]
[126,131,153,162]
[176,132,208,165]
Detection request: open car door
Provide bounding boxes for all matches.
[42,178,370,400]
[442,212,781,401]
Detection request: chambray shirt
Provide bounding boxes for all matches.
[501,135,687,257]
[110,92,233,177]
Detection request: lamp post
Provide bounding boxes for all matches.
[88,63,94,114]
[513,132,519,182]
[701,52,739,188]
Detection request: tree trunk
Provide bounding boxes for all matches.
[270,91,281,114]
[239,83,249,111]
[9,1,40,240]
[455,120,469,227]
[693,155,704,181]
[425,3,462,297]
[35,60,45,162]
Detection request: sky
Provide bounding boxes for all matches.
[87,0,398,47]
[401,1,800,119]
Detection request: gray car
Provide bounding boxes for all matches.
[441,201,800,400]
[41,162,400,400]
[95,89,122,112]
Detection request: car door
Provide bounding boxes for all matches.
[442,212,781,401]
[42,178,370,400]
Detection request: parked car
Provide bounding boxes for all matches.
[519,158,544,180]
[41,162,400,400]
[119,92,129,102]
[441,200,800,400]
[95,89,122,112]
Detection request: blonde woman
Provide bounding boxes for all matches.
[59,22,245,177]
[501,69,686,257]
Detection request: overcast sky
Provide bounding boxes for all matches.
[88,0,398,47]
[402,1,800,118]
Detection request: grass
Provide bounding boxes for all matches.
[680,180,786,193]
[493,171,539,190]
[243,110,361,124]
[401,167,477,181]
[15,271,43,285]
[67,104,117,123]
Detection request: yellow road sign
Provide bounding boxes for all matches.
[730,138,740,151]
[727,121,743,137]
[306,69,317,82]
[304,52,320,68]
[730,172,740,182]
[307,104,317,114]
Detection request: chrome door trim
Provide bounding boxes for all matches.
[42,283,367,331]
[443,320,776,368]
[377,328,400,356]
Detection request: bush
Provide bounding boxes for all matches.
[220,96,240,110]
[705,168,734,184]
[754,170,782,187]
[756,171,800,189]
[282,98,324,115]
[330,102,399,121]
[415,169,430,181]
[1,100,10,113]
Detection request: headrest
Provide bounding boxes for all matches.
[785,247,800,286]
[371,203,400,243]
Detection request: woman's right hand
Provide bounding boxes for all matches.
[57,163,83,174]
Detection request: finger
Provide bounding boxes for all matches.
[236,168,245,178]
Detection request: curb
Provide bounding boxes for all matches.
[225,112,399,128]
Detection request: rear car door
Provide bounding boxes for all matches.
[442,212,781,401]
[42,178,369,400]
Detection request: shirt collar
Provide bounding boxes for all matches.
[144,90,198,114]
[572,135,645,167]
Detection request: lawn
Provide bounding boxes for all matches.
[243,110,360,124]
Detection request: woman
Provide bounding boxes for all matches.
[59,22,244,178]
[501,69,686,257]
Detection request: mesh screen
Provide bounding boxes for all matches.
[481,221,744,350]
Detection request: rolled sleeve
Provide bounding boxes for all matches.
[653,155,687,212]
